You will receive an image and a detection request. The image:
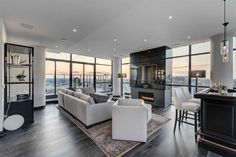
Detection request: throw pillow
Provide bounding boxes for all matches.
[80,93,95,104]
[66,89,74,96]
[81,87,95,95]
[90,93,109,103]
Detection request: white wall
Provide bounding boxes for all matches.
[112,57,121,95]
[34,46,46,107]
[0,19,7,132]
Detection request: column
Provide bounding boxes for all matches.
[34,45,46,108]
[112,57,122,95]
[211,33,234,88]
[0,19,7,133]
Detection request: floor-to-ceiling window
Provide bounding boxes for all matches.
[167,41,211,96]
[233,37,236,88]
[95,58,112,93]
[46,52,113,99]
[45,52,70,98]
[45,60,55,96]
[121,57,130,95]
[72,54,95,88]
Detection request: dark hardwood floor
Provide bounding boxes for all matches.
[0,104,222,157]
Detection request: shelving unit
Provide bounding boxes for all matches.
[4,43,34,126]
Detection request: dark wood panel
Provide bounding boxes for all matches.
[205,101,234,138]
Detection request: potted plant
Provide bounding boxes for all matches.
[73,77,81,89]
[16,70,26,81]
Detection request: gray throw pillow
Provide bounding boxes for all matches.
[81,87,95,95]
[90,93,109,103]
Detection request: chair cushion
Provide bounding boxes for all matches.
[81,87,95,95]
[90,93,109,103]
[182,102,200,112]
[118,99,143,106]
[188,98,201,104]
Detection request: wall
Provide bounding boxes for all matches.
[34,46,46,107]
[211,33,234,88]
[0,19,7,132]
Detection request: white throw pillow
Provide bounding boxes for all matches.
[118,99,143,106]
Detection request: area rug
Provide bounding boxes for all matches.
[57,106,170,157]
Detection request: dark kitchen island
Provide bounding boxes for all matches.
[194,89,236,156]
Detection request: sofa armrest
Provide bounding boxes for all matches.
[86,101,114,126]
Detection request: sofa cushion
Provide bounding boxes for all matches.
[90,93,109,103]
[77,93,95,104]
[81,87,95,95]
[66,89,74,96]
[118,99,143,106]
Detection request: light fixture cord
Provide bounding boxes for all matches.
[224,0,226,43]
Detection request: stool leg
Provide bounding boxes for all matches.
[182,111,185,122]
[185,111,188,120]
[178,110,182,127]
[174,109,178,133]
[194,112,198,142]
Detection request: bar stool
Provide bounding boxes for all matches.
[181,87,201,121]
[173,87,200,141]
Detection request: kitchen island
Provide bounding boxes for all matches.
[194,89,236,156]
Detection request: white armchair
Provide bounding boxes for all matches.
[112,99,152,142]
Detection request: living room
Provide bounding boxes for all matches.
[0,0,236,157]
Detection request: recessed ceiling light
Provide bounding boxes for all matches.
[139,48,143,50]
[168,16,173,19]
[187,36,191,39]
[56,45,58,48]
[113,38,117,42]
[73,28,77,32]
[144,39,148,42]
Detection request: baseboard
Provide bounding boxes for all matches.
[34,105,46,110]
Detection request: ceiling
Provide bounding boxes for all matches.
[0,0,236,58]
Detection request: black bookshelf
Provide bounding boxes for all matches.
[4,43,34,126]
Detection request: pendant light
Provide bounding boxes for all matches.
[220,0,229,63]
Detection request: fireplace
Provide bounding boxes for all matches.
[138,92,154,102]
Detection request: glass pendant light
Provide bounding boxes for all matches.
[220,0,229,63]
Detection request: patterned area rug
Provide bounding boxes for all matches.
[58,106,170,157]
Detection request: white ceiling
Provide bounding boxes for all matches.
[0,0,236,58]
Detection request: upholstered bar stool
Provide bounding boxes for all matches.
[181,87,201,122]
[173,87,201,141]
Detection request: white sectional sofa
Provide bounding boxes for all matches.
[58,89,114,127]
